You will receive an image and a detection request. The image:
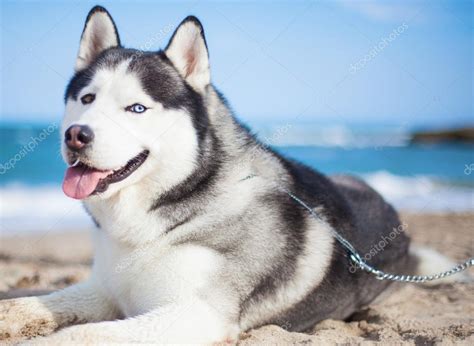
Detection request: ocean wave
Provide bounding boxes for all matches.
[0,174,472,234]
[0,184,93,234]
[257,124,410,147]
[362,171,474,212]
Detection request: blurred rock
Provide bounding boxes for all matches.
[410,127,474,144]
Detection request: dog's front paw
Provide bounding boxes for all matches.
[0,297,58,341]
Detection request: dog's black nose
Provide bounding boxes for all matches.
[65,125,94,151]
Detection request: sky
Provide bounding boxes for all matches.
[0,0,473,128]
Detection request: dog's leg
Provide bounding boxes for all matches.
[32,298,239,344]
[0,280,118,341]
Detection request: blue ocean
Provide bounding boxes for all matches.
[1,122,473,233]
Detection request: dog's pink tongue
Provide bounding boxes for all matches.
[62,166,111,200]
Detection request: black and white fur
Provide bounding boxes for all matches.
[0,6,456,344]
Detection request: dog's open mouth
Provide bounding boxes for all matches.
[62,150,149,200]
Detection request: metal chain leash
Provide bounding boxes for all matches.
[240,174,474,283]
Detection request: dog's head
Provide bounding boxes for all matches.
[61,6,211,200]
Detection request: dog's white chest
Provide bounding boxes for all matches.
[92,231,222,317]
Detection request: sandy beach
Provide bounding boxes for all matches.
[1,212,473,344]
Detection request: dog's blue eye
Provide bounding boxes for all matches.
[127,104,147,114]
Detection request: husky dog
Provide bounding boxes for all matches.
[0,6,454,344]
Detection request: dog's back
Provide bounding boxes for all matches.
[244,161,411,332]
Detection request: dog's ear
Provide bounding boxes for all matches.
[165,16,210,93]
[75,6,120,71]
